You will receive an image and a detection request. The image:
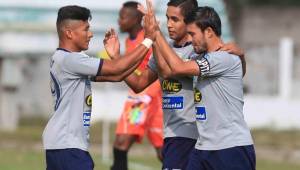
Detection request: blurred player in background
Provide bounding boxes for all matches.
[110,2,163,170]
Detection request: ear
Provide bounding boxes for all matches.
[204,27,214,39]
[65,29,73,39]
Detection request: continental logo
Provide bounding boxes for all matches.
[162,79,182,94]
[194,88,202,103]
[86,95,92,106]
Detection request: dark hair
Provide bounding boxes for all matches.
[185,6,222,37]
[123,1,139,9]
[167,0,198,19]
[122,1,143,20]
[56,5,92,28]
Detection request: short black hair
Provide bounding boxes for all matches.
[123,1,139,9]
[122,1,143,21]
[56,5,92,28]
[167,0,198,19]
[185,6,222,37]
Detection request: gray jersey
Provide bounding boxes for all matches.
[43,49,101,151]
[148,40,198,139]
[193,51,253,150]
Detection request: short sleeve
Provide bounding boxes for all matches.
[63,53,102,77]
[195,51,239,77]
[147,54,158,74]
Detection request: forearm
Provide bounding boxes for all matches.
[92,75,122,82]
[124,74,146,93]
[93,61,140,82]
[153,41,173,78]
[124,69,157,93]
[101,44,149,76]
[155,31,200,76]
[155,31,185,72]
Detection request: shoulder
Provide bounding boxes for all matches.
[205,51,240,63]
[62,52,89,64]
[65,52,88,59]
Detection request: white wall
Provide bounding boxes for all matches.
[91,86,300,129]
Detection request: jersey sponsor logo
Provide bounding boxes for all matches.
[86,95,92,107]
[50,72,62,111]
[83,112,91,127]
[194,88,202,103]
[162,79,182,94]
[162,96,183,109]
[196,57,210,76]
[195,106,207,120]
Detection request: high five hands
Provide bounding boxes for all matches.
[138,0,160,41]
[103,28,120,60]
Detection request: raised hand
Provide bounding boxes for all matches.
[218,42,244,57]
[143,0,159,41]
[219,42,246,76]
[103,28,120,60]
[137,4,146,15]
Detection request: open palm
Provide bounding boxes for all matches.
[103,28,120,59]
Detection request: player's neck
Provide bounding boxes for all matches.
[128,25,143,40]
[207,36,223,53]
[59,41,81,53]
[174,34,191,47]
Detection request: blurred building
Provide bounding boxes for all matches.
[225,1,300,96]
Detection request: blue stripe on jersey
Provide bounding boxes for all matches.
[50,72,62,111]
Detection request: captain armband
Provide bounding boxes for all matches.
[195,57,210,77]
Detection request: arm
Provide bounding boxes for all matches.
[142,0,199,76]
[100,9,156,77]
[94,63,158,93]
[155,31,200,76]
[125,67,158,93]
[100,43,150,76]
[93,61,140,82]
[140,0,173,79]
[152,40,173,79]
[219,42,246,77]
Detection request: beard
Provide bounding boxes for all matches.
[194,41,208,54]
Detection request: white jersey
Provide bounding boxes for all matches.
[148,41,198,140]
[43,49,102,151]
[193,51,253,150]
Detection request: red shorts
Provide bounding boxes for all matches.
[115,81,163,148]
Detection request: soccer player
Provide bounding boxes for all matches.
[97,0,199,169]
[110,2,163,170]
[43,5,156,170]
[96,0,245,169]
[145,4,255,170]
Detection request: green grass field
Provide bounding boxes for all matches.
[1,148,300,170]
[1,118,300,170]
